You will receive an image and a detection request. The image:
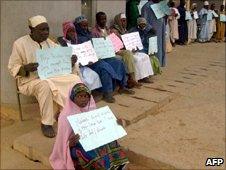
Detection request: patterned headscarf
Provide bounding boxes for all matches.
[62,21,76,39]
[74,15,88,24]
[70,83,91,101]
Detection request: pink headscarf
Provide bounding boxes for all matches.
[49,83,96,170]
[63,21,76,39]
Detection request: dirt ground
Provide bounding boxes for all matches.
[1,42,225,169]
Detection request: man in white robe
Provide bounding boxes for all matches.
[199,1,210,42]
[8,15,81,137]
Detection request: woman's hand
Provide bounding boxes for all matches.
[117,118,126,127]
[69,133,80,147]
[71,55,78,67]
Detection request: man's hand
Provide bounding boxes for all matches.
[71,55,78,67]
[87,61,94,66]
[69,133,80,148]
[132,47,139,53]
[23,63,39,72]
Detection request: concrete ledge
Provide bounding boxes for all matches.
[13,130,53,168]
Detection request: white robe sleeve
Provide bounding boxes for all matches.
[8,42,23,78]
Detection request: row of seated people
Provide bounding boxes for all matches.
[8,12,156,138]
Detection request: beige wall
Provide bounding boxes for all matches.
[96,0,126,27]
[1,0,126,104]
[1,0,81,104]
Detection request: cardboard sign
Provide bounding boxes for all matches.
[36,47,72,79]
[108,33,124,52]
[68,41,98,66]
[67,106,127,151]
[92,38,116,59]
[121,32,143,51]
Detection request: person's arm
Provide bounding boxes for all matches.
[8,42,38,78]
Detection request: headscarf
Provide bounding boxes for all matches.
[74,15,88,24]
[112,13,127,35]
[70,83,91,102]
[62,21,76,39]
[74,16,92,43]
[137,17,147,25]
[49,82,96,170]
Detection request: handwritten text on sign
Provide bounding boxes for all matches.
[68,41,98,66]
[150,0,170,19]
[108,33,124,52]
[92,38,116,59]
[67,106,127,151]
[121,32,143,51]
[148,36,158,55]
[36,47,72,79]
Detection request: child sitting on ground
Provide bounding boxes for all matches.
[49,83,129,170]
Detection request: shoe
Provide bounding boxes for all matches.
[126,79,135,89]
[139,77,154,83]
[103,92,115,103]
[118,87,135,95]
[41,124,55,138]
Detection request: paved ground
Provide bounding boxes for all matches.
[1,42,225,169]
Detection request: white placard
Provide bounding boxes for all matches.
[193,11,199,19]
[148,36,158,55]
[36,47,72,79]
[185,11,192,20]
[67,106,127,151]
[68,41,98,66]
[220,14,226,22]
[207,10,213,21]
[121,32,143,51]
[92,38,116,59]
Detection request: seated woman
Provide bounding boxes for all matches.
[57,21,102,92]
[77,13,141,88]
[74,16,135,103]
[129,17,162,75]
[111,13,154,83]
[49,83,129,170]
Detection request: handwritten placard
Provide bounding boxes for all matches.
[150,0,170,19]
[92,38,116,59]
[220,14,226,22]
[193,11,199,19]
[108,33,124,52]
[121,32,143,51]
[207,10,213,21]
[148,36,158,55]
[36,47,72,79]
[67,106,127,151]
[68,41,98,66]
[185,11,192,20]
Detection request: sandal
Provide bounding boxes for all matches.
[41,124,56,138]
[103,92,115,103]
[118,87,135,95]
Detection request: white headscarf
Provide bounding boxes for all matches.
[28,15,47,28]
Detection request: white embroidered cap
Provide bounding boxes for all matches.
[28,15,47,28]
